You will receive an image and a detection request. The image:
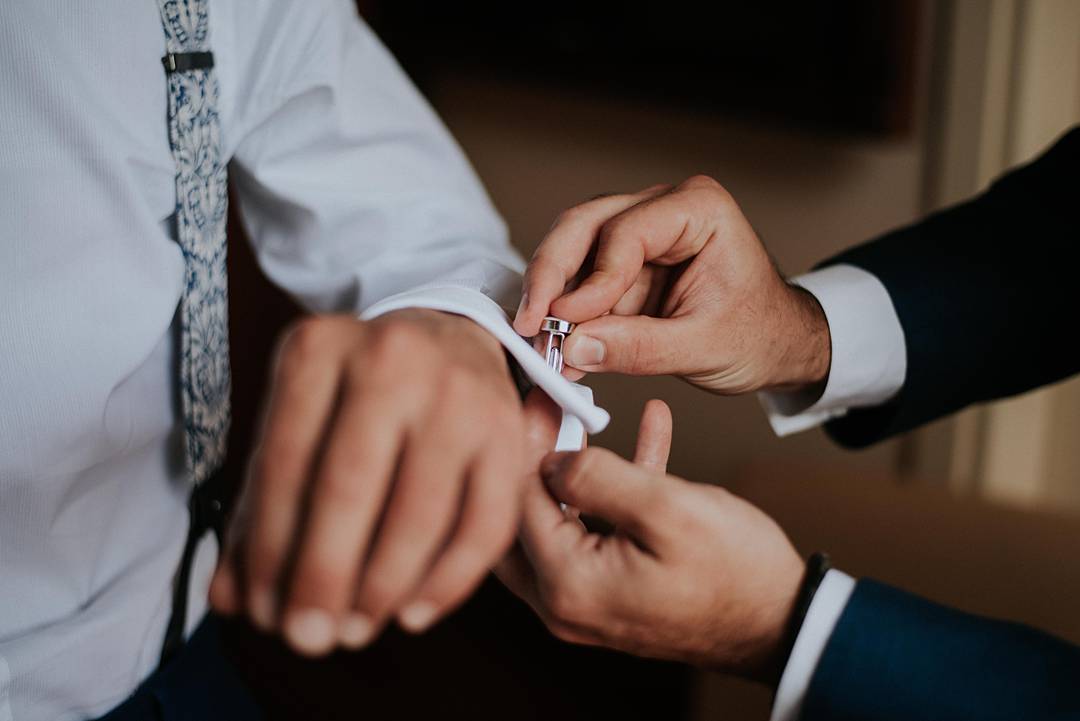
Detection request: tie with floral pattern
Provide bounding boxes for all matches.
[157,0,230,484]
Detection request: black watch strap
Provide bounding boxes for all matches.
[775,552,832,682]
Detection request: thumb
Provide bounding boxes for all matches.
[540,448,667,551]
[562,314,693,375]
[633,399,673,473]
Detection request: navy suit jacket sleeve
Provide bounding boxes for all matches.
[820,126,1080,448]
[802,580,1080,721]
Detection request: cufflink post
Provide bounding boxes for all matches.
[541,316,576,373]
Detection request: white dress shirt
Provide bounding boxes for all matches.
[0,3,603,720]
[761,263,907,720]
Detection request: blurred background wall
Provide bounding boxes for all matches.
[364,0,925,495]
[361,0,1080,514]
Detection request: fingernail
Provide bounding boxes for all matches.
[566,335,605,367]
[398,601,439,633]
[284,608,336,656]
[339,613,376,649]
[541,452,573,478]
[249,587,277,632]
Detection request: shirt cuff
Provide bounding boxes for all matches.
[770,570,857,721]
[760,264,906,436]
[360,285,611,435]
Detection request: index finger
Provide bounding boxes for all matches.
[514,186,669,336]
[550,179,719,322]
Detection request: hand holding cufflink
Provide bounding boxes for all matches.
[514,177,832,395]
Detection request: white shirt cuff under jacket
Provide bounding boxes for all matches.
[760,264,907,436]
[770,570,857,721]
[361,285,611,435]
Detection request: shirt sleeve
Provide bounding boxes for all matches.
[770,570,857,721]
[228,0,521,319]
[759,265,907,436]
[225,0,609,432]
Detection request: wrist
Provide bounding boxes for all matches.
[767,285,831,391]
[377,308,515,385]
[739,549,805,684]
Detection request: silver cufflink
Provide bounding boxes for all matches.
[541,316,576,373]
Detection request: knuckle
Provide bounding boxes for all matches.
[660,482,706,531]
[319,468,367,508]
[596,215,637,250]
[681,174,723,193]
[279,315,338,367]
[254,438,304,479]
[691,176,734,209]
[557,194,621,227]
[371,321,426,364]
[555,204,589,226]
[408,491,454,531]
[440,367,478,405]
[646,482,682,524]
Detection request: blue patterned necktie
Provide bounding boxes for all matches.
[157,0,230,485]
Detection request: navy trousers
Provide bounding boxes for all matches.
[93,615,262,721]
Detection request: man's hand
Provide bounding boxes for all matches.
[514,176,831,394]
[209,309,528,656]
[497,400,805,681]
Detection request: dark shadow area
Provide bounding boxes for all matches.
[367,0,920,138]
